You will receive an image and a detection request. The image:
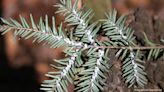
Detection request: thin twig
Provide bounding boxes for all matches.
[87,45,164,50]
[1,26,164,50]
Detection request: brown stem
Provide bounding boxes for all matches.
[2,26,164,50]
[87,45,164,50]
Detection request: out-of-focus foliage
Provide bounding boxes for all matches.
[83,0,112,21]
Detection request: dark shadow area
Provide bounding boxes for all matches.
[0,1,41,92]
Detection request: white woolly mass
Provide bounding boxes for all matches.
[86,29,94,43]
[91,49,104,87]
[61,53,77,77]
[108,21,127,40]
[72,9,95,44]
[56,52,78,87]
[117,28,127,40]
[130,52,139,81]
[52,35,82,47]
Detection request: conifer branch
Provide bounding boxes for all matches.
[56,0,109,91]
[0,0,163,91]
[0,16,82,48]
[41,49,79,92]
[56,0,96,43]
[85,45,164,50]
[103,9,148,87]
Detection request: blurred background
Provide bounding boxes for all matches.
[0,0,164,92]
